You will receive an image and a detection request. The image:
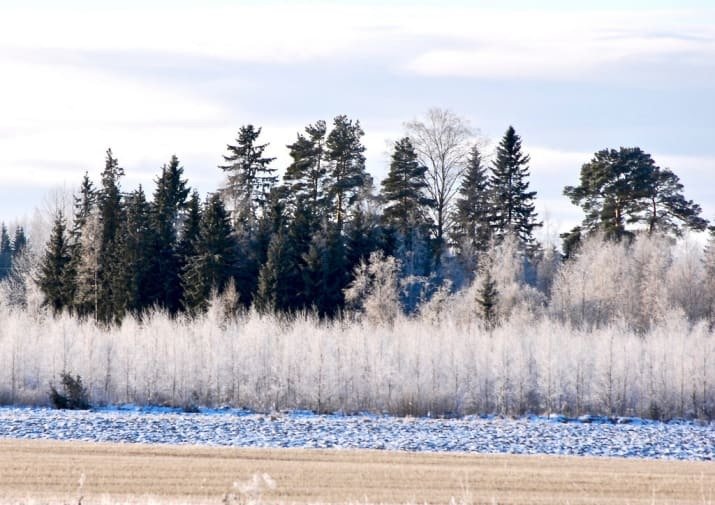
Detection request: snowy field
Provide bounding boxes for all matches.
[0,406,712,461]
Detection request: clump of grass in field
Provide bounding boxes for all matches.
[222,473,277,505]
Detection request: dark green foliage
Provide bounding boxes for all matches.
[476,267,499,330]
[12,226,27,257]
[49,372,90,410]
[381,137,431,235]
[489,126,541,253]
[177,190,202,266]
[564,147,707,242]
[148,155,190,313]
[37,212,73,314]
[0,223,11,280]
[559,226,583,260]
[326,115,367,230]
[219,125,277,223]
[116,187,155,317]
[96,149,126,324]
[302,222,347,317]
[284,120,328,208]
[643,166,708,236]
[255,230,298,313]
[181,194,238,314]
[452,145,492,272]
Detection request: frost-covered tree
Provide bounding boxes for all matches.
[405,108,473,260]
[219,125,277,225]
[344,251,401,326]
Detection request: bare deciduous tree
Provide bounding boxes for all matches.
[404,108,475,259]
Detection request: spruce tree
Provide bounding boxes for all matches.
[181,194,238,314]
[117,187,154,316]
[12,226,27,258]
[0,224,11,281]
[177,190,202,268]
[452,145,492,266]
[219,125,277,224]
[380,137,431,236]
[149,155,190,312]
[38,212,72,314]
[255,230,298,314]
[67,173,96,314]
[325,115,367,230]
[96,148,125,324]
[476,267,499,330]
[489,126,541,252]
[302,221,347,317]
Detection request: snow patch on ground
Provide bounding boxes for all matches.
[0,406,712,461]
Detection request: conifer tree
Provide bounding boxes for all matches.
[284,120,328,208]
[325,115,367,230]
[643,166,708,236]
[255,230,298,314]
[117,187,154,316]
[489,126,541,252]
[12,226,27,258]
[381,137,431,235]
[181,194,238,314]
[67,173,96,313]
[177,190,202,267]
[302,222,347,317]
[452,145,492,268]
[564,147,707,241]
[96,148,125,324]
[149,155,190,312]
[476,267,499,330]
[0,224,11,281]
[38,212,72,314]
[219,125,277,224]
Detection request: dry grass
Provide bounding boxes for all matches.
[0,439,712,504]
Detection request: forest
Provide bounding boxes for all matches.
[0,108,712,420]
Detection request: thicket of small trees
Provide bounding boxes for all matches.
[0,108,713,419]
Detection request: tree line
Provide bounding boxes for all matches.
[30,109,707,325]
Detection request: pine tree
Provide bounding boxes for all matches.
[181,194,238,314]
[38,212,72,314]
[219,125,277,224]
[149,155,190,312]
[489,126,541,252]
[643,166,708,236]
[452,145,492,270]
[0,224,11,281]
[284,120,328,208]
[325,115,367,230]
[565,148,708,242]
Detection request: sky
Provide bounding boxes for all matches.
[1,0,714,245]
